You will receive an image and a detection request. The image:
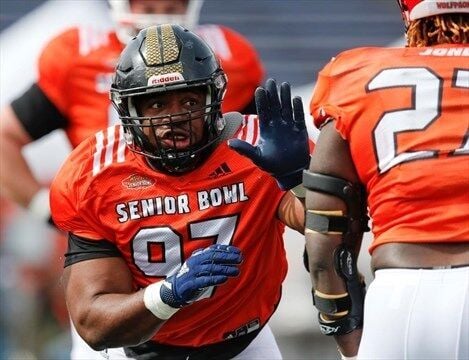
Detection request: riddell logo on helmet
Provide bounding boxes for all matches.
[122,174,155,189]
[147,73,185,86]
[436,2,469,9]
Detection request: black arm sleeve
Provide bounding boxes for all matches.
[64,233,121,268]
[11,83,68,140]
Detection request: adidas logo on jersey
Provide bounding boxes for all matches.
[208,163,232,179]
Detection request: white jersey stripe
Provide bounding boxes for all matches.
[104,126,115,167]
[244,115,256,145]
[236,115,248,140]
[92,130,105,176]
[251,115,259,145]
[235,115,261,145]
[117,126,126,163]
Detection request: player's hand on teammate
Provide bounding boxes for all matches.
[228,78,310,190]
[160,244,243,308]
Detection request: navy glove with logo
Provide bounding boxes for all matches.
[228,78,310,190]
[160,244,243,308]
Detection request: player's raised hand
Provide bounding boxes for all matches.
[228,79,310,190]
[160,244,243,308]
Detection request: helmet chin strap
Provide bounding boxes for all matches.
[146,147,203,175]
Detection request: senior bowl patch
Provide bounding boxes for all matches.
[122,174,155,189]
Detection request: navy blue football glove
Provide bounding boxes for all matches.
[160,244,242,308]
[228,79,310,190]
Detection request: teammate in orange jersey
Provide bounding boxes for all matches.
[50,24,309,359]
[0,0,264,224]
[303,0,468,358]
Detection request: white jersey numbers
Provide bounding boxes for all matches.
[131,215,239,300]
[368,67,469,174]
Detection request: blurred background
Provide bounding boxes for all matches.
[0,1,403,359]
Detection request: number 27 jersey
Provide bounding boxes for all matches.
[310,44,469,253]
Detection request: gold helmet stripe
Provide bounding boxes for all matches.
[145,25,184,78]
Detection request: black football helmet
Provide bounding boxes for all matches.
[110,24,227,174]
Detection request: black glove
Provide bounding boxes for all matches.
[228,79,310,190]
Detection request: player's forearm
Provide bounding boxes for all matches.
[308,251,362,357]
[0,106,40,207]
[0,133,40,207]
[306,233,364,357]
[71,291,165,350]
[278,191,305,233]
[306,232,345,292]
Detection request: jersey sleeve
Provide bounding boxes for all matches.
[64,233,121,267]
[11,83,68,140]
[309,58,346,136]
[233,114,260,145]
[310,49,367,140]
[37,27,80,118]
[50,135,103,240]
[197,25,264,113]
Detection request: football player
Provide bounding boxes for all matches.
[303,0,468,358]
[0,0,264,225]
[0,1,264,358]
[50,24,309,359]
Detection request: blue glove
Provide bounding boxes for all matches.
[160,244,242,308]
[228,79,310,190]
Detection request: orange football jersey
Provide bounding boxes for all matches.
[50,119,287,347]
[310,44,469,253]
[37,27,121,148]
[36,25,263,148]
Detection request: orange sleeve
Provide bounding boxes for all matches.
[37,28,79,118]
[310,49,374,141]
[309,57,350,139]
[50,136,103,240]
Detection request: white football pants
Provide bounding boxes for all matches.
[70,323,282,360]
[358,266,469,359]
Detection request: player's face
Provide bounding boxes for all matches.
[134,88,207,151]
[129,0,189,15]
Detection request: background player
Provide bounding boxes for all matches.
[0,1,264,358]
[303,0,468,358]
[50,24,309,359]
[0,0,264,225]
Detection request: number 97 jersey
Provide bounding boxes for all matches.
[50,121,288,347]
[310,45,469,253]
